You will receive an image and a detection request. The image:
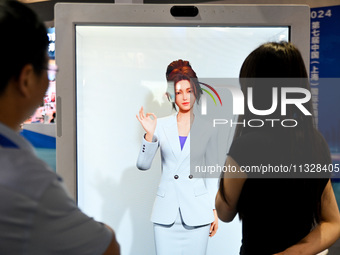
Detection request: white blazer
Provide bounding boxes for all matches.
[136,113,219,226]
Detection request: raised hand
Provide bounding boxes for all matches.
[136,106,157,142]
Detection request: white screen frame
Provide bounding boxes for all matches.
[55,4,310,255]
[55,3,310,199]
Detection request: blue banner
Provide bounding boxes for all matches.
[310,5,340,179]
[47,27,55,60]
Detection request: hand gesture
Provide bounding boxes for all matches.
[136,106,157,142]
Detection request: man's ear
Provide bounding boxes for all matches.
[17,64,35,98]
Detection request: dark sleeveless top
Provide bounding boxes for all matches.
[228,130,329,255]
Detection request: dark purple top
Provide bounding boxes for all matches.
[179,136,187,150]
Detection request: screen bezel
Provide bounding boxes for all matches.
[55,3,310,200]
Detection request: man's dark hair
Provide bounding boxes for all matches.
[0,0,49,95]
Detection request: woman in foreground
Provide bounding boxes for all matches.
[216,42,340,255]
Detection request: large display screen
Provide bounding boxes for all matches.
[55,4,310,254]
[75,25,288,255]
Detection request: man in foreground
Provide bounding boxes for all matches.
[0,1,119,254]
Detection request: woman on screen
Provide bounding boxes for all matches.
[216,42,340,255]
[136,59,218,255]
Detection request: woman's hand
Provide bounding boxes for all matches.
[136,106,157,142]
[209,209,219,237]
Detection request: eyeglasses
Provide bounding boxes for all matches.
[45,64,59,82]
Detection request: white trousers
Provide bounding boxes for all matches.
[153,209,210,255]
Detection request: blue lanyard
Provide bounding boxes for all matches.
[0,134,18,148]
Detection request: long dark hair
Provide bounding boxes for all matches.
[166,59,202,110]
[223,42,331,224]
[236,42,320,165]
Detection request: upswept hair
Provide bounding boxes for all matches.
[0,0,49,95]
[166,59,202,109]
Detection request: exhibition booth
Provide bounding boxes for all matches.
[21,1,340,254]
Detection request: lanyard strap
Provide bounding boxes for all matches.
[0,134,18,148]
